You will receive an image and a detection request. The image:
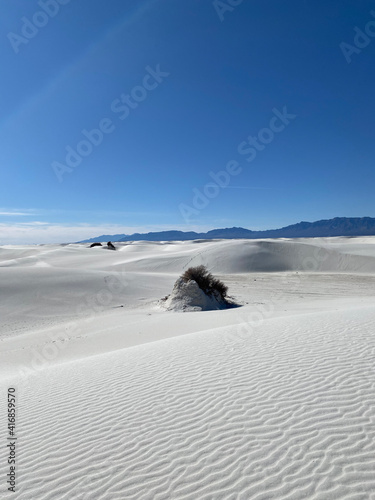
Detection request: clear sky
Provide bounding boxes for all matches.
[1,0,374,243]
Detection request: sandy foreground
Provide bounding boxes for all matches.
[0,237,375,499]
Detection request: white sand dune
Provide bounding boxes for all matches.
[1,237,375,336]
[1,237,375,499]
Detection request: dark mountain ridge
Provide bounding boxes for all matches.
[79,217,375,243]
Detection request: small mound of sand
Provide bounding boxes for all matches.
[163,277,228,312]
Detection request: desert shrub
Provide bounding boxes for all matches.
[210,277,228,298]
[181,265,228,299]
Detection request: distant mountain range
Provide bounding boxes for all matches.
[78,217,375,243]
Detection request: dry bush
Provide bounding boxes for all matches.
[181,265,228,299]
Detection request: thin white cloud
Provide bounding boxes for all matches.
[0,223,214,245]
[0,208,170,218]
[0,211,37,216]
[19,221,50,226]
[0,212,26,216]
[222,186,277,190]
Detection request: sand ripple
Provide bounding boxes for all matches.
[3,306,375,499]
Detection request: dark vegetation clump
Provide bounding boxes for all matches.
[181,265,228,300]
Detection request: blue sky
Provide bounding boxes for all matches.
[1,0,374,243]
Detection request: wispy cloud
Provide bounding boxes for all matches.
[0,212,28,216]
[19,221,50,226]
[0,210,37,216]
[222,186,278,190]
[0,222,215,245]
[0,208,170,219]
